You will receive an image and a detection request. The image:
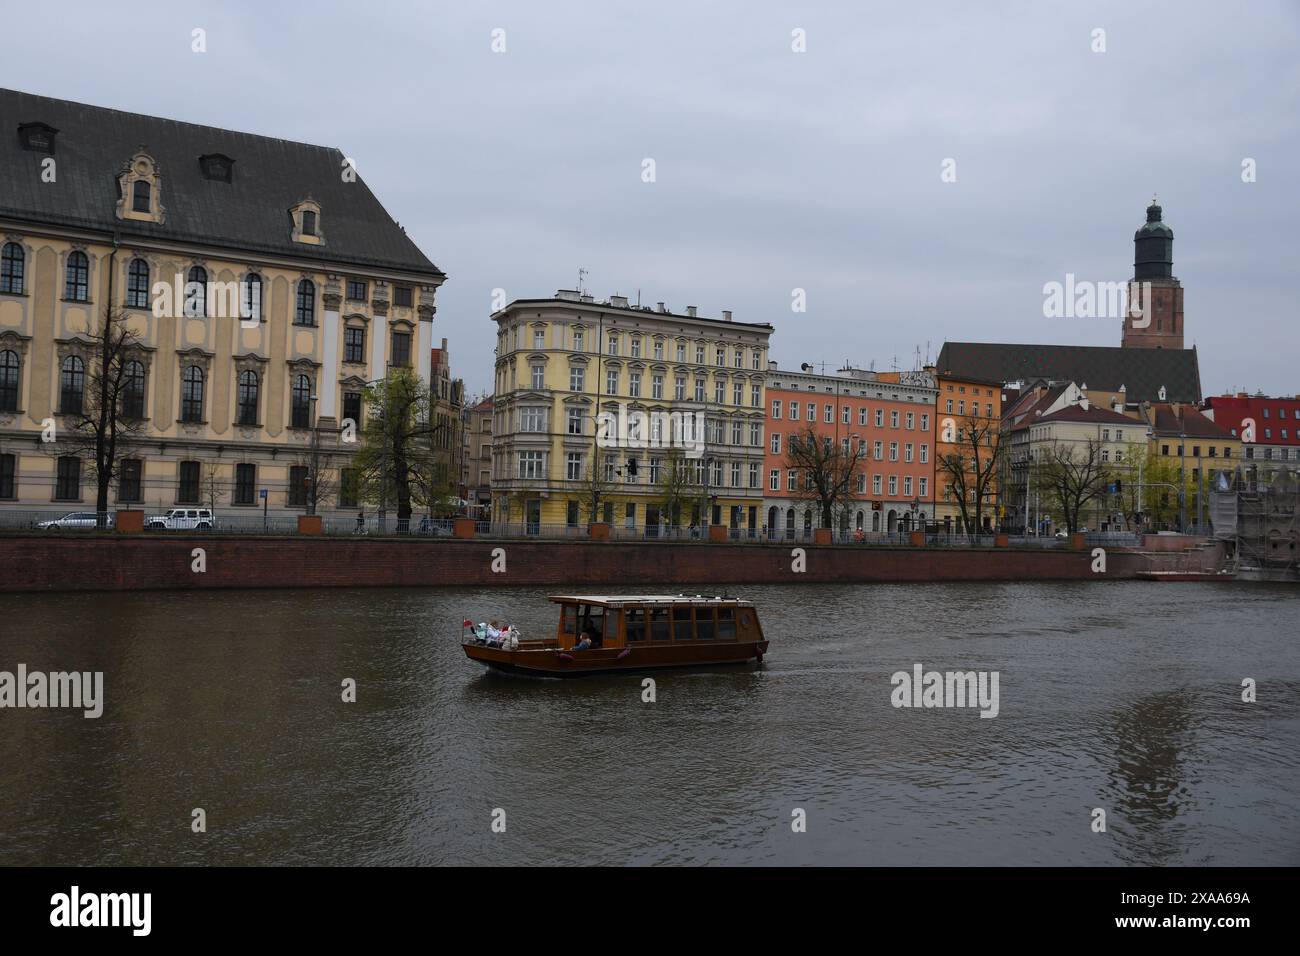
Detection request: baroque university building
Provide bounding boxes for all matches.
[0,90,445,514]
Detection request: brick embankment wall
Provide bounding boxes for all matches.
[0,535,1228,593]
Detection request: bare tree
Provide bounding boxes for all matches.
[936,414,1004,538]
[655,450,700,531]
[200,462,224,513]
[579,457,613,524]
[1034,439,1115,534]
[54,305,145,523]
[294,429,338,516]
[782,425,863,529]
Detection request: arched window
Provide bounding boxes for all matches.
[185,266,207,317]
[237,370,260,425]
[0,349,19,411]
[181,365,205,422]
[121,360,145,418]
[132,179,151,213]
[126,258,150,309]
[242,273,262,323]
[295,279,315,326]
[64,251,89,301]
[291,374,312,427]
[60,355,85,413]
[0,242,24,294]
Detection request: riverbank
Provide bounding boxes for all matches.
[0,534,1228,593]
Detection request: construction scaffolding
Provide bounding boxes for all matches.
[1212,467,1300,582]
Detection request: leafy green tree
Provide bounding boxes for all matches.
[350,369,439,527]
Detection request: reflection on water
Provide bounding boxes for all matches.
[0,582,1297,866]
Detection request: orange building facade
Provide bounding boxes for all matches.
[931,373,1003,532]
[761,365,937,536]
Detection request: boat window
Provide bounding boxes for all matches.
[579,606,605,641]
[672,607,692,641]
[625,608,646,642]
[561,605,575,635]
[695,607,715,641]
[650,608,670,641]
[718,607,737,641]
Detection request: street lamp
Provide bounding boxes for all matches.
[1179,429,1187,532]
[305,392,320,516]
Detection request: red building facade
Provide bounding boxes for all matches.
[761,365,937,536]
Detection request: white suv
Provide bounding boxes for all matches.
[146,508,216,530]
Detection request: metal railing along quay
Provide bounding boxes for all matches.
[0,509,1155,549]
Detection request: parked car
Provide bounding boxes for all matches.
[36,512,115,530]
[146,508,216,530]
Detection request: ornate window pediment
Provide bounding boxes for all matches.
[234,352,268,374]
[0,329,31,358]
[117,150,165,224]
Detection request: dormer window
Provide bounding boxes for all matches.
[289,200,324,245]
[132,180,151,213]
[199,153,234,183]
[116,151,164,223]
[18,122,57,153]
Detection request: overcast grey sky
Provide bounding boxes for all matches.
[4,0,1297,398]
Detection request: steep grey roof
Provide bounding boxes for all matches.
[0,88,443,278]
[936,341,1201,404]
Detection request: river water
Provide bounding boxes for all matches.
[0,582,1297,866]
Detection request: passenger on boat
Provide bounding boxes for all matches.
[575,626,594,650]
[485,621,503,647]
[579,619,603,648]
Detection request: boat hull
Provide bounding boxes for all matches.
[463,640,769,677]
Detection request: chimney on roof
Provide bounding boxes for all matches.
[686,306,697,317]
[722,310,732,322]
[610,295,629,308]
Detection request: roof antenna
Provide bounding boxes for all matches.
[577,266,588,295]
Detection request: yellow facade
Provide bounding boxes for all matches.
[0,233,440,515]
[490,293,773,531]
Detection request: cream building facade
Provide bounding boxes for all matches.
[0,90,445,517]
[491,291,773,533]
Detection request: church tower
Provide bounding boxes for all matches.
[1122,198,1184,349]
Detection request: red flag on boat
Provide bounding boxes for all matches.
[462,619,473,628]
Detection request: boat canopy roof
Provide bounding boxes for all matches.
[548,594,754,609]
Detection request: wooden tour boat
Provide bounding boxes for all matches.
[462,594,769,677]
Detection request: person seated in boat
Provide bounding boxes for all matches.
[575,625,594,650]
[579,618,603,648]
[484,620,503,647]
